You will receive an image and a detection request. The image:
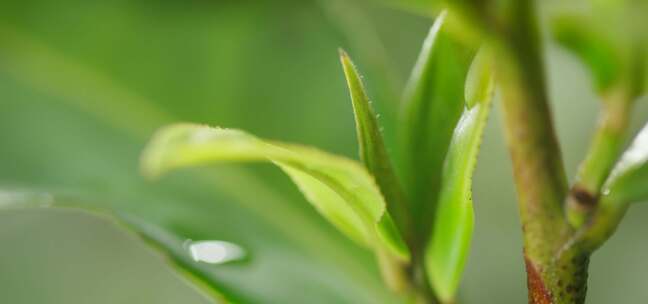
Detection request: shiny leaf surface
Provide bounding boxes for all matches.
[425,50,494,302]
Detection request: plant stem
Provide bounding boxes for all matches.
[494,1,589,303]
[496,0,569,260]
[375,248,411,293]
[376,247,438,303]
[574,195,630,253]
[410,253,438,304]
[566,87,635,227]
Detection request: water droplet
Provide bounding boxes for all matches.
[185,240,245,264]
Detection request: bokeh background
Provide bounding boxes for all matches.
[0,0,647,303]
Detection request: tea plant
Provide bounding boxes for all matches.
[3,0,646,303]
[138,0,647,301]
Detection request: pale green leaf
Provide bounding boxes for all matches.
[425,50,494,303]
[141,124,410,261]
[464,49,495,108]
[339,49,411,242]
[604,122,648,204]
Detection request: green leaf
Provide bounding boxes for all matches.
[141,124,410,261]
[551,16,622,92]
[0,192,232,304]
[399,11,474,236]
[604,122,648,204]
[464,49,495,108]
[339,49,411,241]
[425,50,494,303]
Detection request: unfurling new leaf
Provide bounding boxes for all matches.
[425,49,494,303]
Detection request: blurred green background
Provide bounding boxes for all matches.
[0,0,646,303]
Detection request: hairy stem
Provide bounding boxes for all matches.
[494,1,588,303]
[496,0,569,262]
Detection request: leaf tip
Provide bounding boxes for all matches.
[140,139,165,181]
[338,48,356,75]
[338,47,349,60]
[465,48,495,108]
[139,123,197,181]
